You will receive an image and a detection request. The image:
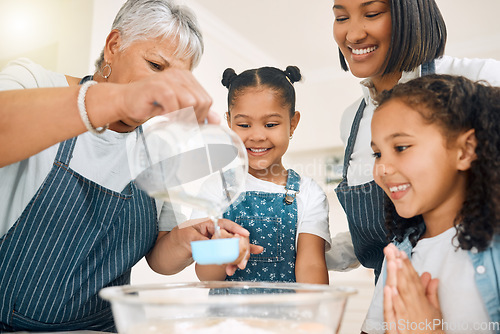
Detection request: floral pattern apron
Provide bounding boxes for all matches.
[223,169,301,282]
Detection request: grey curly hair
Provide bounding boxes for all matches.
[94,0,204,72]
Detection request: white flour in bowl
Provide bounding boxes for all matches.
[124,317,331,334]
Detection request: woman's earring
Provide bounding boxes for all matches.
[289,134,293,140]
[101,63,112,79]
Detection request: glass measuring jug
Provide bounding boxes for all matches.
[129,108,248,264]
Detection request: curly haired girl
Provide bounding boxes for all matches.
[363,74,500,333]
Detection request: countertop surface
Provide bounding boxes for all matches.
[12,332,111,334]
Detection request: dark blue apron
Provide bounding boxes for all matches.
[223,169,300,282]
[0,80,158,332]
[335,61,435,282]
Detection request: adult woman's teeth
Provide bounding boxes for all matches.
[351,46,377,55]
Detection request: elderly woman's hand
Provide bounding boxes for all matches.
[118,68,215,125]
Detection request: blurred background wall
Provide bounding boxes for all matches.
[2,0,498,153]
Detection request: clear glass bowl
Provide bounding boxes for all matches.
[99,281,356,334]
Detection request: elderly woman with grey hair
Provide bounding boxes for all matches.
[0,0,255,332]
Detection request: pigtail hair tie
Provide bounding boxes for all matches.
[221,68,238,89]
[284,65,302,85]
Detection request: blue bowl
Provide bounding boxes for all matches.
[191,238,240,265]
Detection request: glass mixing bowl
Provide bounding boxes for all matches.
[99,281,356,334]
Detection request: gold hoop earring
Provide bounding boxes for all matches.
[101,63,112,79]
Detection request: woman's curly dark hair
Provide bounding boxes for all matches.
[376,74,500,251]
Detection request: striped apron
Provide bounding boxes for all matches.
[335,61,435,282]
[0,134,158,332]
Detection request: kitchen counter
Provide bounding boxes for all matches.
[12,331,111,334]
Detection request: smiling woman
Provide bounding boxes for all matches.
[333,0,446,92]
[330,0,500,282]
[333,0,394,87]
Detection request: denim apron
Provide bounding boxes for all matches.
[0,78,157,332]
[223,169,300,282]
[335,61,435,281]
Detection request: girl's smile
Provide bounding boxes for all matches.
[247,147,271,155]
[371,99,468,236]
[387,183,411,200]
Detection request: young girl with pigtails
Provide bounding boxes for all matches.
[195,66,332,284]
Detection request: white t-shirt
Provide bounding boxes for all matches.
[340,55,500,186]
[0,58,176,237]
[362,228,492,334]
[185,173,332,251]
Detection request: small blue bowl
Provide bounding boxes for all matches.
[191,238,240,265]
